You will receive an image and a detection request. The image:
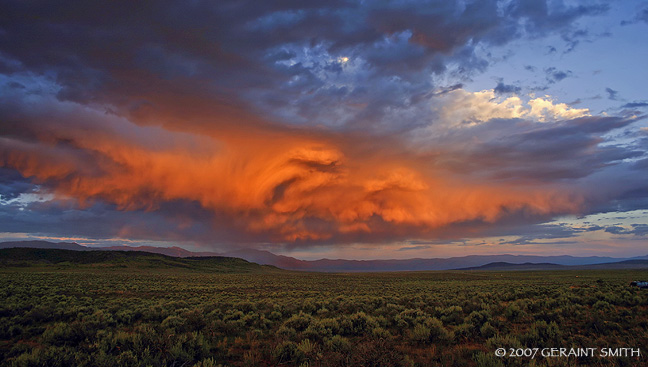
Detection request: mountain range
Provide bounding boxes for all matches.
[1,240,647,271]
[0,247,280,273]
[457,260,648,271]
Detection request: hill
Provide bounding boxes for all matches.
[0,248,281,273]
[457,259,648,271]
[457,262,567,271]
[0,240,90,251]
[211,248,648,272]
[101,245,221,257]
[2,240,648,272]
[573,259,648,270]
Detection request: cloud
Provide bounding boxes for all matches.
[494,82,522,95]
[604,225,627,234]
[544,67,572,83]
[425,88,590,129]
[0,194,223,244]
[526,96,591,122]
[0,0,610,133]
[1,81,615,247]
[498,224,579,245]
[640,6,648,23]
[602,224,648,237]
[622,4,648,25]
[622,101,648,109]
[398,245,432,251]
[630,224,648,236]
[605,87,618,100]
[0,168,35,202]
[2,0,645,251]
[3,78,645,249]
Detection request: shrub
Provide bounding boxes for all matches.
[303,319,331,341]
[473,352,505,367]
[480,322,497,339]
[161,315,187,332]
[41,322,82,346]
[409,324,431,345]
[297,338,315,355]
[372,327,391,339]
[467,310,491,327]
[325,335,351,353]
[454,322,474,341]
[274,341,298,363]
[277,325,297,339]
[192,357,223,367]
[426,317,454,344]
[340,312,378,336]
[440,305,464,325]
[283,312,312,332]
[505,303,522,321]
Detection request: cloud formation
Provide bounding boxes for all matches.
[426,89,590,129]
[1,0,646,252]
[2,77,643,247]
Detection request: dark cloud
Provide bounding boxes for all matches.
[437,115,643,181]
[584,225,604,231]
[569,99,583,105]
[604,225,627,234]
[621,5,648,25]
[494,220,646,246]
[605,87,618,100]
[398,245,432,251]
[560,29,588,53]
[0,168,35,201]
[600,223,648,236]
[0,194,265,246]
[0,0,610,132]
[622,101,648,108]
[494,81,521,95]
[432,84,464,96]
[496,223,582,246]
[631,224,648,236]
[640,6,648,23]
[544,67,572,83]
[506,1,608,34]
[632,158,648,170]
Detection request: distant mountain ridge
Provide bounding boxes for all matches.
[0,240,90,251]
[1,240,647,272]
[458,262,567,271]
[101,245,221,258]
[0,247,280,273]
[0,241,222,258]
[458,259,648,271]
[223,248,648,271]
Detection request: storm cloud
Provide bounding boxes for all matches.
[1,0,646,253]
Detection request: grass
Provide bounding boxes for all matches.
[0,251,646,366]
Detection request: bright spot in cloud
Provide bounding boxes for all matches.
[432,89,590,128]
[0,192,55,207]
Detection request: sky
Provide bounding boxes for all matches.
[1,0,647,260]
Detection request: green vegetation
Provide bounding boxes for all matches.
[0,250,647,366]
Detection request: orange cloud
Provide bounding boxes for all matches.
[0,98,586,245]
